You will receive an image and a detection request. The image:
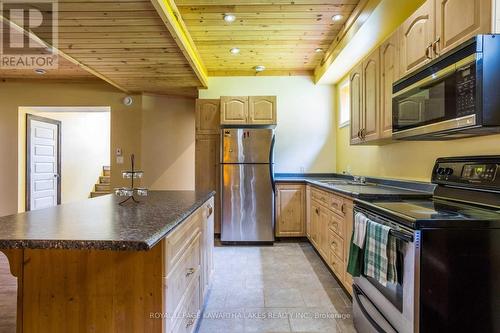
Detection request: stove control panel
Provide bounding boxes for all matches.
[432,156,500,189]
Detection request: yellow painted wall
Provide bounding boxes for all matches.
[199,76,336,173]
[141,94,195,190]
[18,108,111,211]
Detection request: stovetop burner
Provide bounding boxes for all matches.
[358,198,500,229]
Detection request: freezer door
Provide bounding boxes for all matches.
[221,164,275,242]
[222,128,274,163]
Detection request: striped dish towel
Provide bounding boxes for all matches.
[363,220,397,287]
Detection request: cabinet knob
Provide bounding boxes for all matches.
[315,207,320,214]
[207,204,213,218]
[432,37,441,57]
[340,203,345,214]
[425,44,433,60]
[186,267,195,277]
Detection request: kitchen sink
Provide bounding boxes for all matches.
[319,179,375,186]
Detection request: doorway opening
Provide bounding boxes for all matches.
[18,106,111,212]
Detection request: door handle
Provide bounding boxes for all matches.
[53,174,60,179]
[207,204,213,218]
[186,267,195,277]
[425,44,433,60]
[432,37,440,57]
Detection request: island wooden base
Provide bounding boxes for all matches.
[0,197,214,333]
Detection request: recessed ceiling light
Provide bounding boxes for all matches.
[332,14,344,22]
[254,65,266,72]
[223,14,236,23]
[230,48,240,55]
[315,48,324,53]
[34,68,46,75]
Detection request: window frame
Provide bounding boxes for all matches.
[338,78,350,128]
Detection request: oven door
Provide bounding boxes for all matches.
[352,208,418,333]
[392,55,478,139]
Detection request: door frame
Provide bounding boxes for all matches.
[26,114,62,211]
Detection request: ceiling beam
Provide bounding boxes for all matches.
[0,16,130,93]
[313,0,381,83]
[150,0,208,88]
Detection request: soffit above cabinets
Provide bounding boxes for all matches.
[175,0,360,76]
[0,0,208,97]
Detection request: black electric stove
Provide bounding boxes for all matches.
[352,156,500,333]
[356,155,500,229]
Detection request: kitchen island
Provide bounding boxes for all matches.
[0,191,215,333]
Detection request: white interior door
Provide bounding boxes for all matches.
[28,115,61,211]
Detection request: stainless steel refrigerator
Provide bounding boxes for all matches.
[220,128,275,243]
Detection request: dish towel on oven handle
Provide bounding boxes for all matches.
[363,220,398,287]
[346,212,368,277]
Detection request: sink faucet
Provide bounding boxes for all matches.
[353,175,367,184]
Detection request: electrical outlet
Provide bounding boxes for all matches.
[300,166,305,173]
[116,156,124,164]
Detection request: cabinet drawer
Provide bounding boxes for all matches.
[165,209,202,272]
[312,188,346,216]
[170,275,201,333]
[328,214,344,237]
[329,251,345,281]
[329,229,344,260]
[165,233,201,317]
[311,189,329,205]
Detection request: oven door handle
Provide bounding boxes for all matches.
[353,284,394,333]
[389,229,413,243]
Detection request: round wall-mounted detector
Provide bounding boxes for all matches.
[254,65,266,72]
[34,68,46,75]
[223,14,236,23]
[331,14,344,21]
[123,96,134,106]
[230,48,240,55]
[315,48,324,53]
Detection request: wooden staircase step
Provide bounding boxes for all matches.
[95,184,110,192]
[90,191,110,198]
[99,176,110,184]
[103,166,111,177]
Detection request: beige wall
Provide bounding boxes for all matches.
[18,108,111,211]
[141,94,195,190]
[199,76,336,173]
[0,80,142,217]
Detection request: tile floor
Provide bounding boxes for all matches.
[196,241,356,333]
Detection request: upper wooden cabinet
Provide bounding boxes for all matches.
[349,63,363,145]
[249,96,277,125]
[400,0,435,77]
[380,31,400,139]
[275,184,305,237]
[434,0,493,56]
[221,96,277,125]
[220,96,248,125]
[196,99,220,135]
[361,48,380,142]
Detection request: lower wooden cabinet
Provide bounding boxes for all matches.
[275,184,306,237]
[310,187,354,295]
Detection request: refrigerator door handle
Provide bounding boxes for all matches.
[269,134,276,193]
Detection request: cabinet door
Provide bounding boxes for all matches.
[400,0,435,77]
[435,0,492,56]
[362,48,380,142]
[343,201,354,296]
[195,135,221,233]
[310,201,320,248]
[349,63,363,145]
[221,96,248,124]
[306,185,311,238]
[276,184,305,237]
[380,32,399,139]
[196,99,220,135]
[249,96,277,125]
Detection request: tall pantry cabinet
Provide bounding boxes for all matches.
[195,99,221,233]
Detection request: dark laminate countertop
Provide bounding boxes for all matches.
[0,190,215,251]
[275,175,433,200]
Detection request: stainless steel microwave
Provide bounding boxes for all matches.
[392,35,500,140]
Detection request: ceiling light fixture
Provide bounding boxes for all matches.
[230,48,240,55]
[34,68,46,75]
[315,48,324,53]
[254,65,266,72]
[331,14,344,22]
[223,14,236,23]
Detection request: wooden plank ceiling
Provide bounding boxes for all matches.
[176,0,360,76]
[0,0,206,96]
